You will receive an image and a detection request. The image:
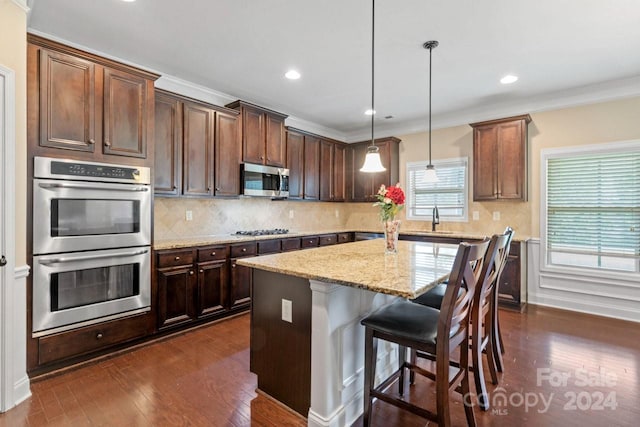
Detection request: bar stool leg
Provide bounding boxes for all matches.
[398,345,406,396]
[472,314,489,411]
[363,327,377,427]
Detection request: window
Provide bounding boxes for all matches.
[406,158,468,221]
[542,141,640,274]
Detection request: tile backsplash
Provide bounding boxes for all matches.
[154,197,532,240]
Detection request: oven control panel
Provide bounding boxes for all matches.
[51,161,139,180]
[34,157,151,184]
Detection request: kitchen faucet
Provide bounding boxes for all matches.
[432,205,440,231]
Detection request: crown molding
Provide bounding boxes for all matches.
[284,117,347,142]
[345,75,640,142]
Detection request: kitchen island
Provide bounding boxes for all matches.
[238,238,458,427]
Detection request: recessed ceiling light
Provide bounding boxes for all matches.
[121,0,136,2]
[364,109,376,116]
[285,70,301,80]
[500,75,518,84]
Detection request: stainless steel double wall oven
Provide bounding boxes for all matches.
[32,157,152,336]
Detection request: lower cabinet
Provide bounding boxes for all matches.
[230,242,257,309]
[496,241,524,309]
[197,260,228,317]
[156,256,198,329]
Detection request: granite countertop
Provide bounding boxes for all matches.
[237,239,459,299]
[153,229,526,250]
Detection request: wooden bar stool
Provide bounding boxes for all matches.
[410,229,513,411]
[360,239,489,427]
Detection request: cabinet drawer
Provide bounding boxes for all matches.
[157,249,195,268]
[198,245,228,262]
[301,236,319,248]
[258,239,281,254]
[318,234,337,246]
[281,237,301,252]
[337,232,353,244]
[230,242,257,258]
[38,314,151,365]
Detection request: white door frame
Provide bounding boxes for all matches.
[0,63,30,412]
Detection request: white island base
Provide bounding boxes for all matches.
[307,279,401,427]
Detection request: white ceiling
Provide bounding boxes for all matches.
[27,0,640,141]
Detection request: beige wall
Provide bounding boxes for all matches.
[155,97,640,240]
[0,0,27,265]
[527,96,640,236]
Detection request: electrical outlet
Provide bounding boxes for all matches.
[335,209,340,218]
[185,210,193,221]
[493,211,501,221]
[289,210,294,219]
[282,299,292,323]
[472,211,480,221]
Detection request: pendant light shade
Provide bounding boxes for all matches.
[423,40,439,183]
[361,145,386,172]
[360,0,386,173]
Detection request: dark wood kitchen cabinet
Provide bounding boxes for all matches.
[154,90,182,195]
[29,34,157,163]
[349,137,400,201]
[227,101,288,167]
[230,242,257,309]
[286,129,305,199]
[320,140,347,202]
[470,114,531,201]
[182,101,215,197]
[304,135,321,200]
[214,110,242,196]
[497,241,525,309]
[156,249,198,329]
[154,90,240,198]
[196,246,229,318]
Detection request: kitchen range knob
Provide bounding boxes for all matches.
[175,256,180,261]
[96,333,103,340]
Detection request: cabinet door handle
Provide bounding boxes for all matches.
[96,333,103,340]
[242,248,247,252]
[189,271,194,275]
[211,252,216,256]
[104,140,111,147]
[232,263,236,268]
[175,256,180,261]
[215,187,221,191]
[172,186,177,190]
[199,269,204,273]
[88,138,95,144]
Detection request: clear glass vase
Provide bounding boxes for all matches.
[383,219,401,254]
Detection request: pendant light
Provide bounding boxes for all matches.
[423,40,439,183]
[360,0,386,173]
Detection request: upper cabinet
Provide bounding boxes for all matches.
[226,101,288,167]
[320,139,347,202]
[28,34,158,164]
[286,129,305,200]
[153,90,241,198]
[348,137,400,202]
[154,91,182,195]
[303,135,321,200]
[470,114,531,201]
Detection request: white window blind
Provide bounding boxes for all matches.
[546,149,640,273]
[406,158,468,221]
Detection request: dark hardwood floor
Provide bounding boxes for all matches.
[1,305,639,426]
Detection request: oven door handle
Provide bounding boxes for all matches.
[38,249,149,265]
[38,182,149,192]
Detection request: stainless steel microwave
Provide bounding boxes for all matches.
[242,163,289,198]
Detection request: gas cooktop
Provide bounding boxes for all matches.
[234,228,289,236]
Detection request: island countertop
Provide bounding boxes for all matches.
[237,238,459,299]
